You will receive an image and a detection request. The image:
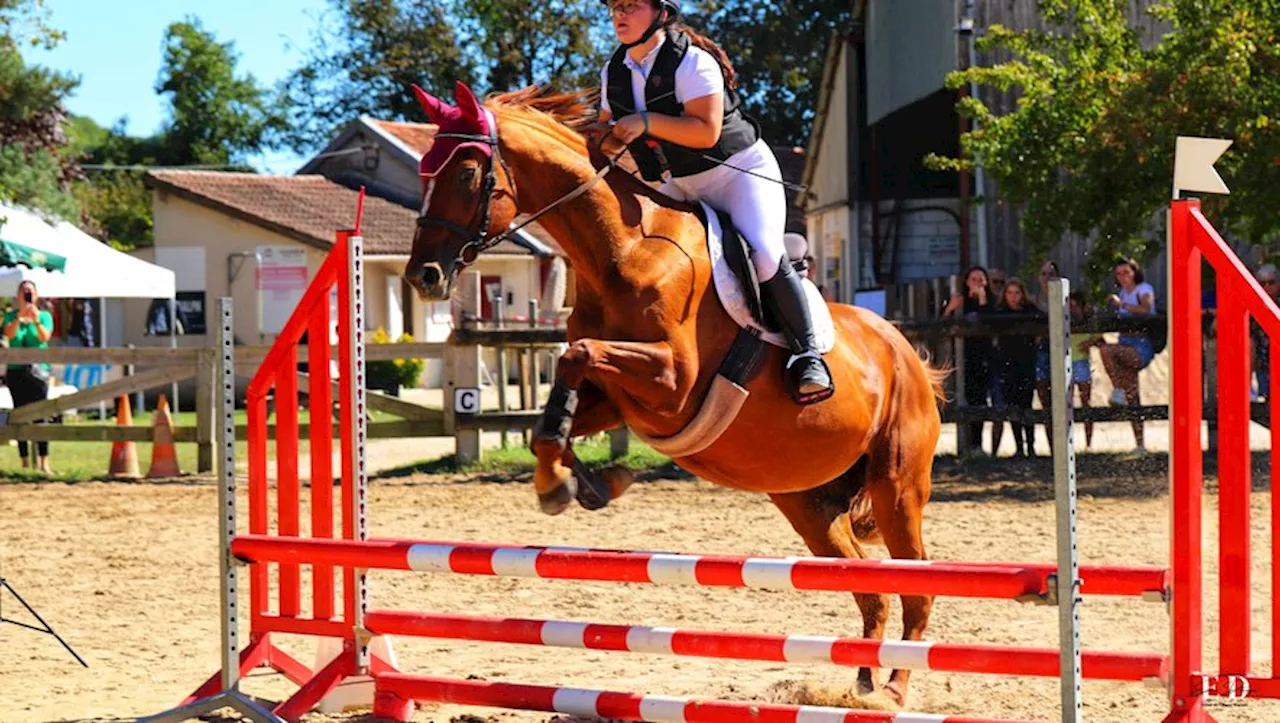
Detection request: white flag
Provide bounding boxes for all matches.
[1173,136,1232,198]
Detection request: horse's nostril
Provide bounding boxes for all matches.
[419,264,442,288]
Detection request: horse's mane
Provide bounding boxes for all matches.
[485,85,598,138]
[485,84,691,211]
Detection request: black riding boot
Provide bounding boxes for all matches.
[761,257,834,405]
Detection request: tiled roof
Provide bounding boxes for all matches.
[368,119,437,155]
[144,170,531,256]
[366,119,568,255]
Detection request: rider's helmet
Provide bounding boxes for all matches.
[602,0,681,24]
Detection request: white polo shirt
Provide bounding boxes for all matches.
[600,34,724,116]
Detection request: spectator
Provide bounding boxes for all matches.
[1033,260,1061,451]
[1069,291,1105,449]
[3,280,54,474]
[985,268,1009,453]
[804,255,835,302]
[992,278,1044,457]
[943,266,996,457]
[1253,263,1279,400]
[988,268,1008,299]
[1098,258,1156,454]
[66,299,96,347]
[785,232,834,302]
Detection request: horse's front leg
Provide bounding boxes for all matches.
[532,378,627,514]
[531,338,683,514]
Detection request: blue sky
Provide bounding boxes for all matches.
[31,0,329,174]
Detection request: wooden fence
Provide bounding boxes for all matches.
[2,292,1266,474]
[0,341,448,474]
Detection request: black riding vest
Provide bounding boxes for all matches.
[606,30,760,182]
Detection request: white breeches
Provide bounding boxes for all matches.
[660,139,788,282]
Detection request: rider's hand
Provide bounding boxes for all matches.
[582,121,627,158]
[612,114,647,144]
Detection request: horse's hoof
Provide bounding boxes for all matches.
[538,483,573,515]
[572,459,612,511]
[600,465,634,500]
[880,681,908,707]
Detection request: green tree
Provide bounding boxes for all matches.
[0,1,81,220]
[66,116,164,248]
[69,18,284,248]
[928,0,1280,289]
[0,0,63,49]
[460,0,606,93]
[281,0,847,151]
[683,0,854,147]
[156,17,285,166]
[72,171,153,249]
[278,0,473,153]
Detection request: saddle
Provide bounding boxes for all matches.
[691,202,836,354]
[625,204,838,459]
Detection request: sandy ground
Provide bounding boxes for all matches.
[2,450,1277,723]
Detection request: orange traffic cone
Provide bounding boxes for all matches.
[109,395,140,478]
[147,394,181,478]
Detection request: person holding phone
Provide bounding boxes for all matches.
[4,280,55,473]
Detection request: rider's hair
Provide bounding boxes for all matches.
[672,22,739,91]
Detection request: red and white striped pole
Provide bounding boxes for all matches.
[373,674,1028,723]
[231,535,1166,600]
[364,610,1167,683]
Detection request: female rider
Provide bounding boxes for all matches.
[598,0,832,405]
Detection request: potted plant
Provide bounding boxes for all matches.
[366,328,425,397]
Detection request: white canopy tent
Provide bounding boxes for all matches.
[0,203,180,414]
[0,202,175,299]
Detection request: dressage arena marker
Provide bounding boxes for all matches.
[145,177,1279,721]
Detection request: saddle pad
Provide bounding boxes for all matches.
[701,201,835,354]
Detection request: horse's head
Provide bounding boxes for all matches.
[404,81,517,300]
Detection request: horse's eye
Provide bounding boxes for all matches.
[458,166,478,188]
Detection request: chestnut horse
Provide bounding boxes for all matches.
[404,81,946,706]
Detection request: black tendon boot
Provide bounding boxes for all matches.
[760,257,834,405]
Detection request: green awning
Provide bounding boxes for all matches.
[0,238,66,272]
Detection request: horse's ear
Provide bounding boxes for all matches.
[453,81,484,125]
[412,84,447,124]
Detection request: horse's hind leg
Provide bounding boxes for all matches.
[862,413,937,706]
[769,467,888,698]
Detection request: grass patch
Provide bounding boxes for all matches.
[374,435,687,479]
[0,407,393,483]
[0,434,307,483]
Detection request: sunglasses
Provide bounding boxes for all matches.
[609,1,650,17]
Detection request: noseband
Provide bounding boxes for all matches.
[416,117,621,270]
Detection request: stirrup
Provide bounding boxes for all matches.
[785,350,834,406]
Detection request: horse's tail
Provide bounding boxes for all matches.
[914,346,952,405]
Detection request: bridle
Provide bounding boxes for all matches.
[416,116,621,270]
